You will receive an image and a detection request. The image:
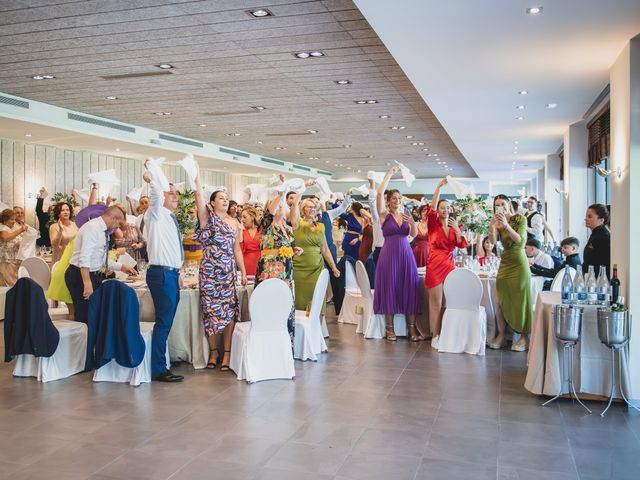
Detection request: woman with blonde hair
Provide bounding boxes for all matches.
[239,205,261,277]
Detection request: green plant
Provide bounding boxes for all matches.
[46,192,79,227]
[176,189,196,236]
[456,194,492,235]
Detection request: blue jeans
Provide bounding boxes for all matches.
[146,266,180,376]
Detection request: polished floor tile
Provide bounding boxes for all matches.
[1,313,638,480]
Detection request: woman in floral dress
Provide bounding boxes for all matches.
[255,191,303,345]
[194,175,247,371]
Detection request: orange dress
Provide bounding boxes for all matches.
[241,228,261,277]
[425,207,467,288]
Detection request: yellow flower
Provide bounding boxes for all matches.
[278,246,294,258]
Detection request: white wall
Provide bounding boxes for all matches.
[562,122,590,247]
[545,154,563,241]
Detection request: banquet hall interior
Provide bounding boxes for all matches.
[1,1,640,479]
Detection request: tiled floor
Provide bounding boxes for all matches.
[1,315,639,480]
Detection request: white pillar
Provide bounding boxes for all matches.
[610,38,640,401]
[562,122,590,247]
[537,168,545,207]
[545,154,563,241]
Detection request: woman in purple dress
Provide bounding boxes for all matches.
[194,174,247,371]
[373,165,423,341]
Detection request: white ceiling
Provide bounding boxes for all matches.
[0,0,476,181]
[354,0,640,182]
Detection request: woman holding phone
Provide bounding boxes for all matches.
[424,178,468,349]
[487,194,532,351]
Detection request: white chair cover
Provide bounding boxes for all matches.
[364,314,407,339]
[355,261,373,334]
[294,269,329,361]
[17,266,29,279]
[13,320,87,382]
[550,267,576,292]
[20,256,51,291]
[230,279,295,383]
[93,322,169,386]
[438,268,486,355]
[338,262,361,325]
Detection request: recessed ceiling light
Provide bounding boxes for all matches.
[247,8,273,17]
[357,169,362,173]
[296,152,303,155]
[406,135,414,139]
[516,116,524,121]
[368,155,375,159]
[153,111,171,116]
[411,142,419,146]
[526,6,543,15]
[354,100,378,104]
[417,142,425,146]
[546,103,558,109]
[105,96,118,100]
[198,123,207,127]
[339,163,344,167]
[157,64,174,69]
[518,90,528,95]
[514,140,519,144]
[308,129,318,134]
[32,74,55,80]
[251,106,267,111]
[115,148,121,152]
[344,144,351,148]
[309,51,324,57]
[294,52,310,58]
[275,146,285,150]
[335,80,351,85]
[422,148,429,152]
[226,132,241,137]
[516,105,525,110]
[41,74,55,79]
[379,115,391,119]
[334,163,338,166]
[325,160,330,163]
[25,133,32,137]
[257,140,263,144]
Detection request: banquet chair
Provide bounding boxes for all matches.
[438,268,486,355]
[19,256,51,292]
[355,261,374,334]
[6,278,87,382]
[550,267,576,292]
[229,279,295,383]
[338,261,362,325]
[294,269,329,361]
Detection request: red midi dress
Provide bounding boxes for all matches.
[425,207,468,288]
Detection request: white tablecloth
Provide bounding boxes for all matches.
[524,291,631,398]
[135,284,253,369]
[0,286,8,320]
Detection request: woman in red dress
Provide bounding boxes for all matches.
[412,206,430,268]
[240,206,261,277]
[425,178,468,349]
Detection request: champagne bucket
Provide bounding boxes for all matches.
[597,309,630,347]
[553,304,583,343]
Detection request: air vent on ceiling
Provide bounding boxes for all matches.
[318,170,333,176]
[219,147,250,158]
[101,71,173,80]
[293,164,311,172]
[261,157,285,166]
[308,146,351,150]
[205,110,259,117]
[67,113,135,133]
[158,134,203,148]
[266,132,314,137]
[0,95,29,109]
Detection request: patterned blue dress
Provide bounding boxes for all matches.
[194,209,239,336]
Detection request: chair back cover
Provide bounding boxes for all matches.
[18,266,30,279]
[355,261,372,299]
[443,268,482,311]
[20,256,51,291]
[551,267,576,292]
[345,261,358,291]
[250,279,293,333]
[309,269,330,320]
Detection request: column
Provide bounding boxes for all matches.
[562,122,590,247]
[545,154,563,241]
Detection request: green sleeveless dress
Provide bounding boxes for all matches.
[496,215,533,333]
[293,220,327,314]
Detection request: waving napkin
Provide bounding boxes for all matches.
[352,184,370,197]
[202,185,227,201]
[367,171,386,184]
[178,153,199,190]
[273,178,306,196]
[126,186,144,202]
[446,176,475,199]
[173,182,185,192]
[314,177,334,203]
[87,169,120,197]
[73,188,90,204]
[16,226,40,260]
[243,184,266,204]
[394,161,415,187]
[145,157,170,192]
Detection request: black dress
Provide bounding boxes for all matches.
[583,225,610,276]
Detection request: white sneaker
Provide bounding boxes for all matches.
[511,340,528,352]
[431,335,439,350]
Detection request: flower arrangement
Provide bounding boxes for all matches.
[46,192,79,227]
[175,189,196,236]
[456,194,492,235]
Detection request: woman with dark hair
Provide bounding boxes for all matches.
[412,205,430,268]
[425,178,468,349]
[226,200,241,230]
[583,203,610,276]
[357,208,374,263]
[373,165,422,341]
[49,202,78,264]
[477,236,497,265]
[340,201,365,259]
[487,194,532,351]
[194,177,247,371]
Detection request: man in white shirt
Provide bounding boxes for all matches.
[65,206,135,324]
[142,162,185,383]
[525,238,554,269]
[525,196,544,242]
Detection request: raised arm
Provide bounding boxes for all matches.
[267,192,284,215]
[327,194,350,222]
[233,228,247,285]
[88,183,99,206]
[142,161,164,219]
[289,193,302,230]
[376,165,400,219]
[192,170,209,228]
[430,177,448,210]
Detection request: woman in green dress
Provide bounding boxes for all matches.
[292,198,340,314]
[487,194,533,351]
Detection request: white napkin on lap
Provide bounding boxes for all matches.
[394,161,415,187]
[178,153,199,190]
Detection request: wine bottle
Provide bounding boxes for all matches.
[586,266,597,305]
[561,265,573,305]
[610,264,620,306]
[596,265,609,305]
[573,265,586,305]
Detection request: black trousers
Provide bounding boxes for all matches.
[65,265,105,324]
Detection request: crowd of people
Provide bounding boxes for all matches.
[1,160,613,378]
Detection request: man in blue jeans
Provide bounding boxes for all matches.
[142,161,184,382]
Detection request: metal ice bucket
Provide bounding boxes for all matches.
[597,308,630,347]
[553,304,584,343]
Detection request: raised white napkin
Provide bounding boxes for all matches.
[145,158,170,192]
[73,188,90,204]
[87,169,120,197]
[352,184,370,197]
[446,175,475,199]
[16,226,40,260]
[367,171,386,183]
[394,161,415,187]
[178,153,199,190]
[314,177,333,204]
[243,184,266,204]
[126,186,144,202]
